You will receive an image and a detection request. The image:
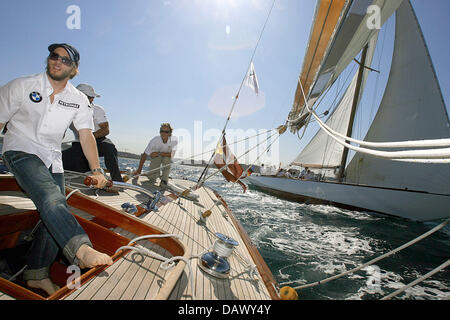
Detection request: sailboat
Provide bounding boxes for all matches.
[247,0,450,222]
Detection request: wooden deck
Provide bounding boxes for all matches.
[0,174,277,300]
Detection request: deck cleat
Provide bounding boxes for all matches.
[198,233,239,279]
[121,202,137,214]
[199,209,212,223]
[146,191,161,211]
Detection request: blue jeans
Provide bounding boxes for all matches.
[2,151,92,280]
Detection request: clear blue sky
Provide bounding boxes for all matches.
[1,0,448,166]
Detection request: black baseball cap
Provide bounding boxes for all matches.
[48,43,80,65]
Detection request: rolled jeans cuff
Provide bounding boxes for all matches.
[23,267,50,281]
[23,236,92,280]
[63,234,93,265]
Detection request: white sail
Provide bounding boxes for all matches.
[288,0,352,130]
[289,0,404,132]
[319,0,403,97]
[346,0,450,194]
[292,33,378,169]
[291,75,357,169]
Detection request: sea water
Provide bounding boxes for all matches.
[2,146,446,300]
[118,158,449,300]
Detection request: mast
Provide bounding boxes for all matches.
[337,44,369,182]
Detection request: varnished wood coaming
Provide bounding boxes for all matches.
[0,175,22,192]
[0,209,130,300]
[213,191,280,300]
[65,187,184,257]
[0,175,186,300]
[1,175,277,300]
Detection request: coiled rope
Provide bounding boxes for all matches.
[115,234,196,300]
[114,232,260,300]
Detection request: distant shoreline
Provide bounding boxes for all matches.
[117,151,256,170]
[117,151,209,167]
[0,140,258,171]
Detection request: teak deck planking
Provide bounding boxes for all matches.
[0,175,275,300]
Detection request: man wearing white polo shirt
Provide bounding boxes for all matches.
[0,43,113,295]
[63,83,123,182]
[135,123,178,187]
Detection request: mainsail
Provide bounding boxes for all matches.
[289,0,403,132]
[345,0,450,194]
[288,0,349,130]
[291,33,378,170]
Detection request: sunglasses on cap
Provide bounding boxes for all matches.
[48,52,74,67]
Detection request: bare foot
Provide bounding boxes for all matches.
[76,244,113,269]
[27,278,60,296]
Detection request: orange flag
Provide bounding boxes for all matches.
[213,136,247,193]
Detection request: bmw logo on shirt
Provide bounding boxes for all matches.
[29,91,42,103]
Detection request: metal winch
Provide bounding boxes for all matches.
[198,233,239,279]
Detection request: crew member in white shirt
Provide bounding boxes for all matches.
[305,169,315,180]
[63,83,123,182]
[0,43,113,296]
[299,167,308,179]
[135,123,178,187]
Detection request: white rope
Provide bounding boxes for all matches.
[317,116,450,148]
[213,241,234,258]
[288,57,450,150]
[194,130,282,279]
[196,190,260,279]
[115,234,196,300]
[310,109,450,160]
[381,259,450,300]
[280,218,449,290]
[294,70,450,163]
[316,119,450,162]
[195,242,259,279]
[65,188,80,200]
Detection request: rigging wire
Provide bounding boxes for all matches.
[127,128,276,180]
[202,129,280,183]
[294,62,450,163]
[287,5,450,163]
[197,0,277,185]
[279,218,449,293]
[381,259,450,300]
